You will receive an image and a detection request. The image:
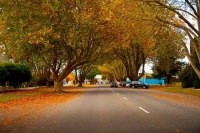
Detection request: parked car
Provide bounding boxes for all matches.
[129,81,149,89]
[110,82,118,87]
[119,81,127,87]
[121,81,132,87]
[125,83,130,87]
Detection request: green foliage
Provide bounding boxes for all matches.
[179,64,193,88]
[193,76,200,89]
[98,59,127,81]
[190,39,200,89]
[162,87,200,97]
[0,65,9,84]
[153,61,183,83]
[192,55,200,89]
[86,67,100,81]
[0,93,42,103]
[0,62,32,87]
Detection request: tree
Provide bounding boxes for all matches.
[74,64,94,87]
[152,60,183,84]
[66,72,75,84]
[106,0,156,81]
[179,63,193,88]
[0,43,6,61]
[191,40,200,89]
[85,66,100,83]
[0,0,116,91]
[98,59,127,81]
[149,26,185,83]
[138,0,200,79]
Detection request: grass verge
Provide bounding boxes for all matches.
[151,86,200,97]
[0,92,42,103]
[163,87,200,97]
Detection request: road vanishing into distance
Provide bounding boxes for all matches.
[1,84,200,133]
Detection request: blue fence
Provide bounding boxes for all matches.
[126,77,165,85]
[139,79,164,85]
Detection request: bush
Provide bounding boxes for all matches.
[191,47,200,89]
[192,70,200,89]
[179,64,193,88]
[0,66,9,86]
[193,77,200,89]
[0,62,32,88]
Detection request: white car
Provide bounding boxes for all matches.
[125,83,130,87]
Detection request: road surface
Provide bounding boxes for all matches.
[1,84,200,133]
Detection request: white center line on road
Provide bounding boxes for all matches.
[109,88,113,91]
[123,97,128,100]
[139,107,150,114]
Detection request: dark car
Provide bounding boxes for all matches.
[110,82,118,87]
[129,81,149,89]
[119,81,128,87]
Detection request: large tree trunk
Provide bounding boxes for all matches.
[54,80,63,92]
[78,81,83,87]
[46,80,50,87]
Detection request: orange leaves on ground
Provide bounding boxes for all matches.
[1,118,14,126]
[0,88,84,110]
[0,87,88,131]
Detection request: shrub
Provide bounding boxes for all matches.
[0,62,32,88]
[179,64,193,88]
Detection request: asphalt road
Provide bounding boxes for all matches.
[1,84,200,133]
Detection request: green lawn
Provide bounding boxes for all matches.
[0,93,42,103]
[163,87,200,97]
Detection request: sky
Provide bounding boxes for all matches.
[145,64,152,73]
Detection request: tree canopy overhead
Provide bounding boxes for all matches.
[137,0,200,79]
[0,0,117,91]
[106,0,159,80]
[0,0,192,89]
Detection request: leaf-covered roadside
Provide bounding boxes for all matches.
[0,87,91,132]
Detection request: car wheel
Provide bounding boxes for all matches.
[142,86,146,89]
[132,86,135,88]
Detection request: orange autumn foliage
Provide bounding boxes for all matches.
[66,72,75,82]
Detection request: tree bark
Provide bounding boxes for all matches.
[46,80,50,87]
[78,81,83,87]
[54,80,63,92]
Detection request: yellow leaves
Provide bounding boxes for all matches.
[28,27,53,44]
[66,72,75,81]
[106,11,114,21]
[173,17,185,26]
[41,3,54,16]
